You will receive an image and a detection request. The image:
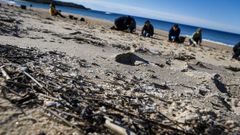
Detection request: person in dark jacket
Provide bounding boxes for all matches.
[232,42,240,60]
[112,16,136,33]
[189,28,202,46]
[168,24,181,42]
[141,20,154,37]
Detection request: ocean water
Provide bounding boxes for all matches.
[7,0,240,46]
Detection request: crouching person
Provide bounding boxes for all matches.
[141,20,154,37]
[112,16,136,33]
[49,2,65,18]
[189,28,202,46]
[233,42,240,60]
[168,24,181,43]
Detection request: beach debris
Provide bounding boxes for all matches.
[0,67,11,80]
[135,47,161,55]
[104,117,136,135]
[151,82,170,90]
[0,15,24,37]
[180,63,196,72]
[196,61,211,69]
[198,84,211,96]
[225,66,240,72]
[0,41,238,135]
[45,17,54,21]
[53,33,106,47]
[0,45,197,134]
[115,52,149,66]
[174,53,196,61]
[69,31,82,35]
[165,59,172,65]
[212,74,229,95]
[112,44,131,50]
[154,63,165,68]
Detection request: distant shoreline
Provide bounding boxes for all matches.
[17,0,90,10]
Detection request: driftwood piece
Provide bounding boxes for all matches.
[104,117,136,135]
[6,80,32,88]
[92,99,190,134]
[41,107,83,133]
[0,85,22,97]
[23,71,43,88]
[22,71,54,96]
[10,92,37,105]
[1,67,10,80]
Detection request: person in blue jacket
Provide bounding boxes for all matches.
[168,24,181,42]
[141,20,154,37]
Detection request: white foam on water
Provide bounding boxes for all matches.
[203,39,233,47]
[105,12,111,15]
[183,34,233,47]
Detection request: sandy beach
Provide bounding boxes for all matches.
[0,4,240,135]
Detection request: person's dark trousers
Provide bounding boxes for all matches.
[233,50,240,59]
[128,26,135,33]
[175,37,180,43]
[56,11,65,18]
[168,34,172,41]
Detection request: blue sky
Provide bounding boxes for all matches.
[61,0,239,34]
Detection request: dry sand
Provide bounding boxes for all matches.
[0,4,240,135]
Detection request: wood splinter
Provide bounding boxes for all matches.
[1,67,11,80]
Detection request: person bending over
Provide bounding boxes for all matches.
[233,42,240,60]
[49,2,65,18]
[112,16,136,33]
[189,28,202,46]
[168,24,181,43]
[141,20,154,37]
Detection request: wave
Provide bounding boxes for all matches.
[105,12,111,15]
[183,34,233,47]
[202,39,233,47]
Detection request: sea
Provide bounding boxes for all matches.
[4,0,240,46]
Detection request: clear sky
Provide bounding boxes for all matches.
[60,0,240,34]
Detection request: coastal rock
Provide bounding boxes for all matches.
[115,52,149,66]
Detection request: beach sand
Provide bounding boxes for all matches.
[0,4,240,135]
